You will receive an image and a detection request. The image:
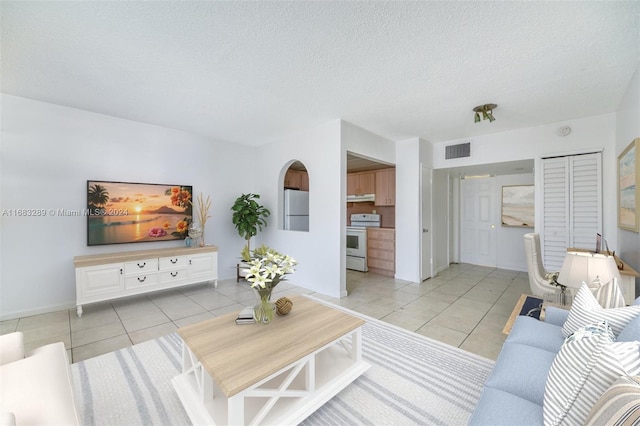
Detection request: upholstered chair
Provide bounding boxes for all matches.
[523,233,557,297]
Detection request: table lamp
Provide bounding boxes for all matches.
[552,251,622,305]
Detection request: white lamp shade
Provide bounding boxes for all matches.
[557,251,622,289]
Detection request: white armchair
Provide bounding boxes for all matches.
[0,332,80,426]
[0,332,24,366]
[523,233,557,297]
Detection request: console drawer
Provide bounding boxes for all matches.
[159,256,188,270]
[124,258,158,275]
[124,273,160,289]
[159,268,188,284]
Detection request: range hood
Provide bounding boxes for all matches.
[347,194,375,203]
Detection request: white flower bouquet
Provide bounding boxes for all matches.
[244,245,297,290]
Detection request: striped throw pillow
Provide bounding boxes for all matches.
[562,283,640,338]
[585,375,640,426]
[543,333,640,426]
[590,278,626,309]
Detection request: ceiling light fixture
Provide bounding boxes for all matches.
[473,104,497,123]
[461,174,493,180]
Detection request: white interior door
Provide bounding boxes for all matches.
[421,166,433,281]
[460,177,497,267]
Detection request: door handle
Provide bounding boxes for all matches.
[423,229,429,233]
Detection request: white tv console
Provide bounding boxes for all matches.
[73,245,218,317]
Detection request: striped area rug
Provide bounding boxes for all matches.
[71,304,493,425]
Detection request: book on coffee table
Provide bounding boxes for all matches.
[235,307,255,325]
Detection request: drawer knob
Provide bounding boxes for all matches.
[171,271,178,277]
[137,276,147,282]
[137,262,146,268]
[170,258,178,264]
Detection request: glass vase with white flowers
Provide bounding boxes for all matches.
[243,245,297,324]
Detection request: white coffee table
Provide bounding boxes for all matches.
[172,295,370,425]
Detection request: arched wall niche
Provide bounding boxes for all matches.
[281,160,309,232]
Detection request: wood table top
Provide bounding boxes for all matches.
[177,295,365,397]
[74,245,218,267]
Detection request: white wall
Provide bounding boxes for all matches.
[253,120,344,298]
[395,138,421,282]
[0,95,253,320]
[343,122,395,165]
[433,114,615,171]
[615,66,640,297]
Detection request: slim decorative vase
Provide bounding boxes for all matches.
[253,287,276,324]
[188,224,203,247]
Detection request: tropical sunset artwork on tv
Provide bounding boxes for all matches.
[87,180,193,246]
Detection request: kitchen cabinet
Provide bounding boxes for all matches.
[284,169,309,191]
[74,246,218,317]
[367,228,395,277]
[299,170,309,191]
[375,168,395,206]
[347,172,375,195]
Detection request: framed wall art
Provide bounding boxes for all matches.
[87,180,193,246]
[618,138,639,232]
[501,184,534,227]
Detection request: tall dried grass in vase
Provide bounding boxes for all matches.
[189,192,211,246]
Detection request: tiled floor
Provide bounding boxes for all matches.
[0,263,530,363]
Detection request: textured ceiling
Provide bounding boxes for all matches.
[1,1,638,147]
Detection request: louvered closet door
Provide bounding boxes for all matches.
[541,152,602,271]
[542,157,570,270]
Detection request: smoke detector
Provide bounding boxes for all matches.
[557,126,571,137]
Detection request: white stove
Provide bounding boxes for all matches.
[349,213,381,228]
[347,214,380,272]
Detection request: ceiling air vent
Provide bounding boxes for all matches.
[445,142,470,159]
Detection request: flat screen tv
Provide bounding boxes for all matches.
[87,180,193,246]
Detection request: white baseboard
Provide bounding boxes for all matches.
[1,300,76,322]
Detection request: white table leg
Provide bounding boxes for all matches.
[228,394,244,425]
[352,328,362,361]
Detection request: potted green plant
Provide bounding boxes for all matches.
[231,193,271,259]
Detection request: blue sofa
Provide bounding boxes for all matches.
[469,297,640,426]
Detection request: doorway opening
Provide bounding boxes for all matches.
[282,161,309,232]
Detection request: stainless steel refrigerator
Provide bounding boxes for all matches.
[284,189,309,231]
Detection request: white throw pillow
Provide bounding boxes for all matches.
[589,278,626,309]
[562,283,640,338]
[543,326,640,426]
